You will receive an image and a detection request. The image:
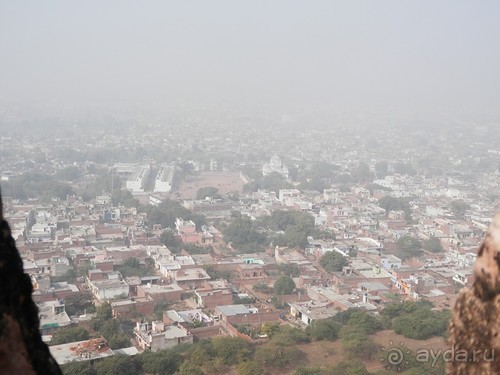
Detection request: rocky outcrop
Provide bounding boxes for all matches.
[0,191,62,374]
[447,214,500,374]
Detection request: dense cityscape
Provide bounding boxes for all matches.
[1,1,499,374]
[1,108,498,374]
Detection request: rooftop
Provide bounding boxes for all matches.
[216,304,251,317]
[49,338,114,365]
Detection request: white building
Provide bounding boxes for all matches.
[135,321,193,352]
[126,165,151,192]
[86,278,130,301]
[380,254,403,270]
[262,154,289,178]
[278,189,300,205]
[154,166,175,193]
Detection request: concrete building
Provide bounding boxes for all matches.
[126,165,151,192]
[380,254,403,270]
[136,282,183,302]
[37,300,72,333]
[50,256,72,277]
[50,337,114,365]
[194,280,233,309]
[175,217,200,244]
[111,297,155,318]
[163,309,213,327]
[278,189,300,205]
[262,154,289,179]
[86,278,130,301]
[134,321,193,352]
[154,166,175,193]
[49,337,139,365]
[215,304,280,326]
[289,300,338,325]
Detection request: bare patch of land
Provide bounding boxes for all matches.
[175,172,245,199]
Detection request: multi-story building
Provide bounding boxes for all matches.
[154,166,175,193]
[134,321,193,352]
[126,165,150,192]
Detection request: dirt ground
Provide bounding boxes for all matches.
[174,172,245,200]
[372,329,447,353]
[268,330,449,374]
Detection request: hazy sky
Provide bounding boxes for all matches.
[0,1,499,114]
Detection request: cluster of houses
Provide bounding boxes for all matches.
[2,162,498,365]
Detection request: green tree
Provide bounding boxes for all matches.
[222,216,267,251]
[243,172,293,193]
[188,340,216,366]
[160,230,182,252]
[94,355,138,375]
[211,337,253,365]
[340,326,379,360]
[178,363,204,375]
[260,322,281,338]
[196,186,221,200]
[115,257,152,277]
[331,359,370,375]
[270,325,310,344]
[422,236,443,253]
[450,200,470,219]
[61,361,96,375]
[306,319,341,341]
[294,368,324,375]
[375,161,389,179]
[319,251,348,273]
[332,308,361,325]
[277,263,300,277]
[273,275,296,295]
[63,291,95,316]
[396,236,422,260]
[347,311,382,334]
[145,199,206,230]
[50,326,90,346]
[393,308,450,339]
[51,269,77,284]
[351,162,373,183]
[136,349,180,375]
[381,300,433,320]
[237,361,264,375]
[95,302,112,321]
[255,340,306,368]
[377,196,412,216]
[111,189,139,208]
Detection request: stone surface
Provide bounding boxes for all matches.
[447,214,500,374]
[0,191,62,374]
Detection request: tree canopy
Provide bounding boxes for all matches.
[396,236,422,260]
[49,326,90,346]
[273,275,296,295]
[145,199,206,230]
[196,186,222,200]
[243,172,293,193]
[422,236,443,253]
[319,251,348,273]
[222,216,267,252]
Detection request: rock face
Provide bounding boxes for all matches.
[0,192,62,374]
[448,214,500,374]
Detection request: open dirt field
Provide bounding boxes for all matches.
[175,172,246,199]
[267,330,449,374]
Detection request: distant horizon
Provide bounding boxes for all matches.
[1,1,499,120]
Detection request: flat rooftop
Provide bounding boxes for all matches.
[49,338,114,365]
[216,304,251,317]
